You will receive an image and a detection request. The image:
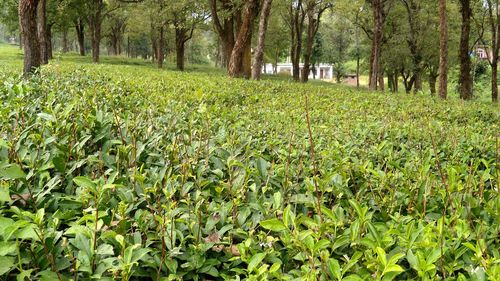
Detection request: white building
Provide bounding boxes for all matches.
[263,63,334,80]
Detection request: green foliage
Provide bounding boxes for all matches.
[0,51,499,280]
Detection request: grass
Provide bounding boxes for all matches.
[0,43,499,280]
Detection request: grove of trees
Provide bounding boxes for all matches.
[1,0,498,101]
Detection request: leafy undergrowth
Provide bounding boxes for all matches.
[0,62,499,281]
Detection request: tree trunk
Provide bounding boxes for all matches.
[438,0,448,99]
[19,0,41,76]
[62,28,69,53]
[356,55,360,88]
[75,19,85,56]
[175,30,186,71]
[157,25,165,69]
[209,0,236,68]
[492,61,498,102]
[46,23,53,59]
[88,0,103,63]
[429,74,438,95]
[290,0,304,82]
[301,15,314,83]
[252,0,273,80]
[369,0,384,91]
[37,0,48,64]
[228,0,258,78]
[458,0,473,100]
[19,33,23,50]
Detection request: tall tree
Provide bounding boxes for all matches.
[19,0,41,76]
[252,0,273,80]
[458,0,473,100]
[482,0,499,102]
[287,0,306,81]
[170,0,207,71]
[438,0,448,99]
[37,0,48,64]
[228,0,259,78]
[367,0,392,91]
[209,0,236,68]
[84,0,120,63]
[301,0,330,83]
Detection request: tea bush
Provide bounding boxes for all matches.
[0,60,499,280]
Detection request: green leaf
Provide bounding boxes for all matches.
[0,241,17,256]
[269,263,281,273]
[0,186,10,203]
[0,256,15,275]
[0,165,26,180]
[259,218,287,232]
[328,258,342,280]
[376,247,387,266]
[73,176,96,189]
[385,264,404,273]
[248,253,266,272]
[314,239,330,252]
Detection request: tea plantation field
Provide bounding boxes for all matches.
[0,47,499,280]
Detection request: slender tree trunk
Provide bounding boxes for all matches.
[91,20,101,63]
[19,0,41,76]
[252,0,273,80]
[290,0,304,82]
[492,60,498,102]
[369,0,384,91]
[157,25,165,69]
[19,33,23,49]
[429,74,438,95]
[175,30,186,71]
[62,28,69,53]
[46,23,53,59]
[459,0,473,100]
[356,54,360,88]
[228,0,258,78]
[301,16,314,83]
[438,0,448,99]
[37,0,48,64]
[75,19,85,56]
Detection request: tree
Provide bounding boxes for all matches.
[37,0,49,64]
[366,0,393,91]
[301,0,330,83]
[438,0,448,99]
[480,0,499,102]
[458,0,473,100]
[252,0,273,80]
[209,0,239,69]
[228,0,259,78]
[84,0,120,63]
[170,0,208,71]
[286,0,306,81]
[19,0,41,76]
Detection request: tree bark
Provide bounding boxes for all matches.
[369,0,384,91]
[252,0,273,80]
[62,28,69,53]
[228,0,258,78]
[458,0,473,100]
[209,0,236,68]
[37,0,48,64]
[290,0,305,82]
[19,0,41,76]
[46,23,53,59]
[485,0,499,102]
[88,0,104,63]
[438,0,448,99]
[18,0,41,77]
[175,27,187,71]
[157,25,165,69]
[75,19,85,56]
